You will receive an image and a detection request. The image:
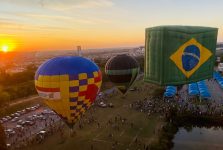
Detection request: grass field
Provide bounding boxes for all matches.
[24,80,164,150]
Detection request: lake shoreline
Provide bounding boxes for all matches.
[149,110,223,150]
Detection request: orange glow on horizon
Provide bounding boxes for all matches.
[12,32,144,51]
[0,37,16,52]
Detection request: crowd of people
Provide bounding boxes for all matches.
[5,77,223,150]
[132,80,223,123]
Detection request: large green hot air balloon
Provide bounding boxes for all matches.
[105,54,140,94]
[144,25,218,85]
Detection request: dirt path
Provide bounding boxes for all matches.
[8,95,41,107]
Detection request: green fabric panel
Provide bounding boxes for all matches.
[114,68,139,94]
[129,68,139,86]
[105,68,139,75]
[144,25,218,85]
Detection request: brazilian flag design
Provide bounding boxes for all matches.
[170,38,212,78]
[144,26,218,85]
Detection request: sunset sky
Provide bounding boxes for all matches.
[0,0,223,51]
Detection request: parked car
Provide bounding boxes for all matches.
[42,109,50,114]
[25,121,35,126]
[5,116,12,120]
[2,118,8,122]
[30,106,37,111]
[36,104,40,108]
[36,130,47,139]
[5,129,16,137]
[17,120,23,125]
[26,116,35,121]
[21,121,27,126]
[98,102,107,108]
[16,111,22,114]
[36,115,46,120]
[6,143,11,148]
[11,117,19,122]
[49,110,56,114]
[14,113,20,117]
[15,125,24,131]
[10,114,15,118]
[25,107,31,112]
[20,109,26,115]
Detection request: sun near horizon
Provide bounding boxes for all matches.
[0,37,16,53]
[1,45,9,53]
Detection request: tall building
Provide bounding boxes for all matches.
[77,46,82,56]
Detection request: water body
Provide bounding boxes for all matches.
[173,127,223,150]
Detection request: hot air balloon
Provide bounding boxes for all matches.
[105,54,140,94]
[145,25,218,85]
[35,56,102,128]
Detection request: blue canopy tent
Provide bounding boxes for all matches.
[164,86,177,97]
[196,80,211,99]
[213,72,223,88]
[188,83,199,96]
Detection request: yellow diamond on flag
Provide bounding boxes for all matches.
[170,38,212,78]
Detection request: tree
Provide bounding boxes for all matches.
[220,56,223,62]
[135,55,144,72]
[152,87,165,97]
[0,124,7,150]
[0,92,10,106]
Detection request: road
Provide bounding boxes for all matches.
[8,95,40,107]
[2,105,61,146]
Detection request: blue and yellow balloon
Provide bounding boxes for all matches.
[35,56,102,128]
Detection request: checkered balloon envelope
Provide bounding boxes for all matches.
[35,56,102,127]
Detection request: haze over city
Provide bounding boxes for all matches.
[0,0,223,52]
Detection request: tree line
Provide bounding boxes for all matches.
[0,55,144,107]
[0,65,37,107]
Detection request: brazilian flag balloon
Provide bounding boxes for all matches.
[35,56,102,128]
[144,25,218,85]
[105,54,140,94]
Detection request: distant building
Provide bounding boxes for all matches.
[218,63,223,72]
[217,56,221,63]
[77,46,82,56]
[6,68,25,74]
[217,43,223,51]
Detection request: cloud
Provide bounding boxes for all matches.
[19,14,74,20]
[44,0,114,10]
[12,13,112,25]
[0,19,23,29]
[0,18,70,31]
[6,0,114,10]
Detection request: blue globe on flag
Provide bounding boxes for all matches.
[182,45,200,71]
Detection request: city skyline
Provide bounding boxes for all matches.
[0,0,223,51]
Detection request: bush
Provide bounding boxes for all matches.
[0,91,10,106]
[0,124,7,150]
[0,65,37,106]
[150,123,177,150]
[152,87,165,97]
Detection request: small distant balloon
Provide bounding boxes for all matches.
[35,56,102,128]
[105,54,140,94]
